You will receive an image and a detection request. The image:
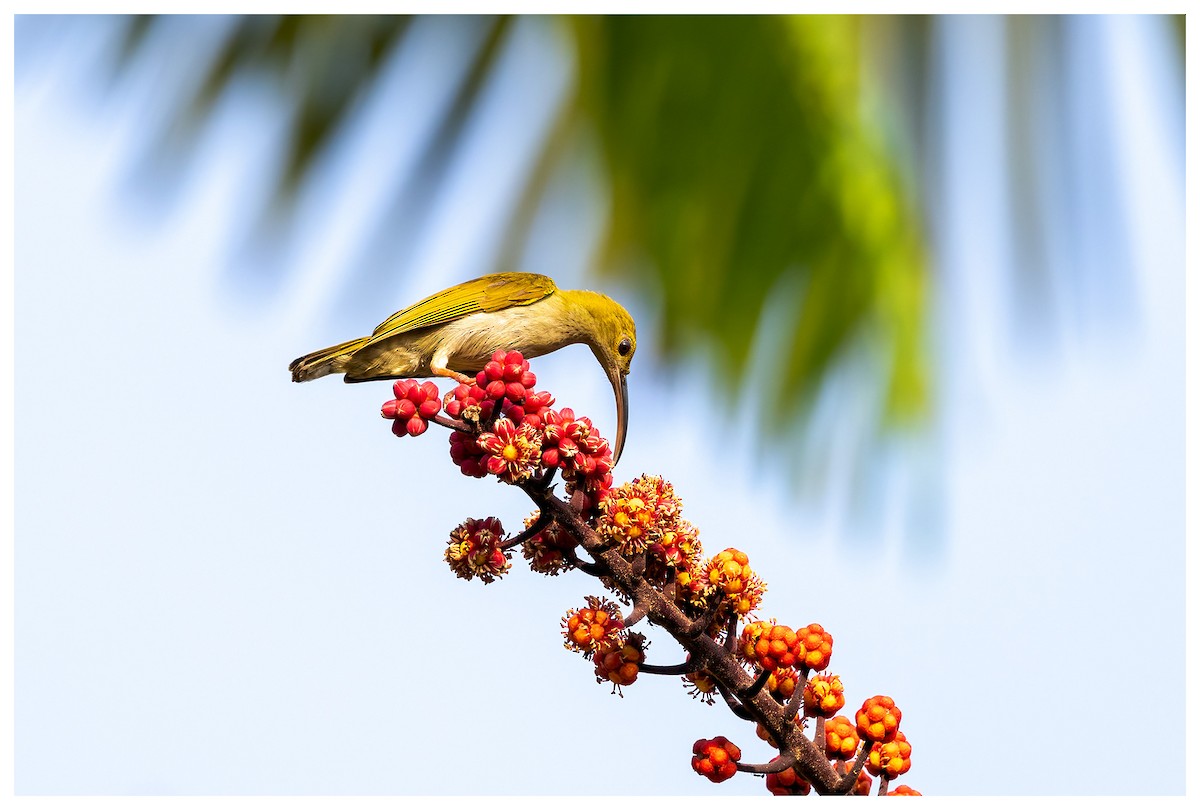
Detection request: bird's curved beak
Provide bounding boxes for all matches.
[607,365,629,465]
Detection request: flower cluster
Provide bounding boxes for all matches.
[520,515,577,576]
[795,623,834,671]
[441,351,553,479]
[703,547,766,618]
[824,715,861,761]
[803,673,846,718]
[562,595,625,655]
[448,430,488,478]
[563,596,644,695]
[739,620,798,671]
[596,475,701,582]
[597,486,655,556]
[867,730,912,780]
[444,350,552,427]
[683,668,717,705]
[381,379,442,437]
[427,352,616,505]
[690,736,741,783]
[444,517,510,583]
[541,407,614,509]
[594,631,645,694]
[766,667,800,702]
[856,695,903,744]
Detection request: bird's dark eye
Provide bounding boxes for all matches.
[618,337,632,356]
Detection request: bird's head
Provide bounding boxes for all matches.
[570,290,637,465]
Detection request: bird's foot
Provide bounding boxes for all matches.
[431,363,474,386]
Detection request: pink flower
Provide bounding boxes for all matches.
[476,418,544,483]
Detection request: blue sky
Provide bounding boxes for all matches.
[12,14,1188,796]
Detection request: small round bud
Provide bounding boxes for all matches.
[739,620,798,671]
[792,623,833,671]
[690,736,741,783]
[867,730,912,779]
[824,715,861,761]
[594,632,645,693]
[856,695,902,744]
[448,430,487,478]
[380,379,441,437]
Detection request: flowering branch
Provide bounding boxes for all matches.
[370,351,919,795]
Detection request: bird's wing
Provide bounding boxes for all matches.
[366,273,558,344]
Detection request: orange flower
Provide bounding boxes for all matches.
[704,548,766,616]
[856,695,902,743]
[824,714,860,761]
[767,667,800,702]
[598,475,689,560]
[867,730,912,779]
[803,673,846,718]
[792,623,833,671]
[594,632,644,693]
[690,736,741,783]
[561,596,624,654]
[599,494,657,555]
[739,620,798,670]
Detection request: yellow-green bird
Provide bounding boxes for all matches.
[289,272,637,462]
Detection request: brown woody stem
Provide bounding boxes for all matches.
[736,752,797,775]
[639,661,700,676]
[742,667,773,700]
[562,547,604,577]
[501,509,552,551]
[724,611,739,654]
[783,667,809,721]
[835,744,873,794]
[682,600,722,639]
[430,413,472,433]
[714,682,753,721]
[622,603,647,628]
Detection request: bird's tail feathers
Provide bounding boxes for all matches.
[289,337,369,382]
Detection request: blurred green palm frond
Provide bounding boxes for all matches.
[570,15,926,427]
[107,13,929,464]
